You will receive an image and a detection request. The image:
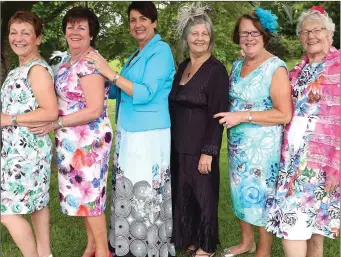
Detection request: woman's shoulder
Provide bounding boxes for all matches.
[153,40,172,55]
[24,59,54,78]
[207,56,228,74]
[265,56,287,71]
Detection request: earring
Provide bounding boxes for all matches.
[90,37,93,40]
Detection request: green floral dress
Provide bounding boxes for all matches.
[1,59,54,215]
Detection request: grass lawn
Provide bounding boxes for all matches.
[1,59,339,257]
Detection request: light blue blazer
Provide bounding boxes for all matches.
[109,34,175,132]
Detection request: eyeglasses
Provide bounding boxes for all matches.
[298,28,326,38]
[238,31,262,37]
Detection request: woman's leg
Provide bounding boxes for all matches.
[255,227,272,257]
[282,239,307,257]
[307,234,324,257]
[1,214,39,257]
[31,207,52,257]
[82,217,96,257]
[225,219,255,254]
[85,214,109,257]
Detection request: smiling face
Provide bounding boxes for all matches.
[238,18,265,58]
[129,9,156,48]
[299,20,331,57]
[186,23,211,56]
[65,19,91,52]
[9,21,41,58]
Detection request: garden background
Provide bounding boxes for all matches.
[1,1,340,257]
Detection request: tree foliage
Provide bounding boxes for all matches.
[1,1,339,80]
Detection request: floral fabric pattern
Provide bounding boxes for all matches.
[1,60,54,214]
[55,52,113,216]
[228,57,286,226]
[266,47,340,240]
[109,114,175,257]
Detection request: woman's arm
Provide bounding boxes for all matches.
[85,44,174,103]
[58,73,105,127]
[198,65,230,174]
[84,52,134,95]
[1,65,58,128]
[214,66,292,127]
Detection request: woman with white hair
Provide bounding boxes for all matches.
[169,4,229,257]
[266,6,340,257]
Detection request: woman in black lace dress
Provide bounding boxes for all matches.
[169,4,229,257]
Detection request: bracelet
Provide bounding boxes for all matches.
[112,73,120,84]
[248,111,252,123]
[57,116,64,128]
[11,114,18,126]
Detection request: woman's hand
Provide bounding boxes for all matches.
[84,52,116,80]
[325,175,339,194]
[1,114,12,128]
[213,111,246,129]
[28,121,57,137]
[198,154,213,174]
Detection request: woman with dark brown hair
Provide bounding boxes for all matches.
[85,2,175,257]
[29,6,113,257]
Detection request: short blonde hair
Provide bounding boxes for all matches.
[296,9,335,43]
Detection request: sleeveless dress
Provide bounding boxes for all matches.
[54,53,113,216]
[266,47,340,240]
[228,56,286,226]
[1,59,54,215]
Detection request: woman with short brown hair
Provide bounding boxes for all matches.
[1,10,58,257]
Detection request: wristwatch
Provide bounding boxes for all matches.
[112,74,120,84]
[248,111,252,123]
[11,114,18,126]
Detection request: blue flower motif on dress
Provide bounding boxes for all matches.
[238,176,266,208]
[66,195,80,209]
[62,139,76,152]
[255,8,278,33]
[89,119,100,130]
[92,178,100,188]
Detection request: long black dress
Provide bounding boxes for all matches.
[169,56,229,253]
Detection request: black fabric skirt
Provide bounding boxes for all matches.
[171,150,220,253]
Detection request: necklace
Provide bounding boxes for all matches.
[70,46,91,65]
[245,51,265,66]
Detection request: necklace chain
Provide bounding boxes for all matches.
[245,51,265,66]
[70,46,91,65]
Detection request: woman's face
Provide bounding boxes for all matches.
[299,20,331,56]
[65,19,91,52]
[9,22,41,58]
[238,18,264,58]
[129,9,156,45]
[186,23,211,55]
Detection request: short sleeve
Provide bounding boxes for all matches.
[76,58,100,78]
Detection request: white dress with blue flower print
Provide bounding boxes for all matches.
[228,57,286,226]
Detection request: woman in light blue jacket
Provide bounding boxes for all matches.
[85,2,175,256]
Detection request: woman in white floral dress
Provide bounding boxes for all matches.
[1,11,58,257]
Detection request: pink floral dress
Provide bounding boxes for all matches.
[266,47,340,239]
[54,52,113,216]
